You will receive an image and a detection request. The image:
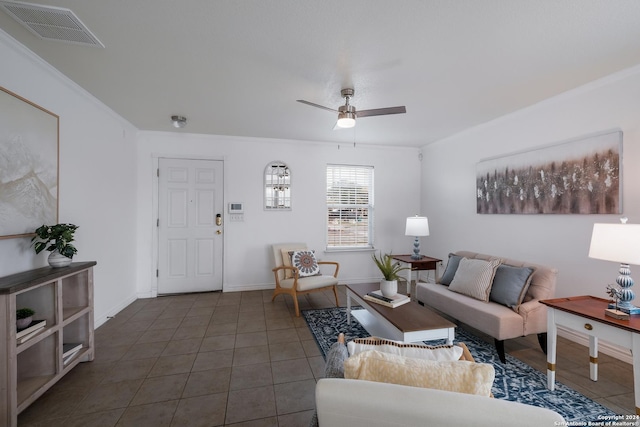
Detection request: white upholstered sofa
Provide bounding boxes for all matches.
[316,378,565,427]
[414,250,558,363]
[313,335,565,426]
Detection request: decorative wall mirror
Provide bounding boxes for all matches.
[264,161,291,210]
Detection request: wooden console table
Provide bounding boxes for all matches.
[391,254,441,294]
[0,262,96,427]
[541,295,640,415]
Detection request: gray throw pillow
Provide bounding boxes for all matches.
[489,265,535,310]
[309,338,349,427]
[440,254,463,285]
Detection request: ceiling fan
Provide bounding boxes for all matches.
[297,88,406,129]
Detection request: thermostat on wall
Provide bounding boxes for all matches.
[228,203,244,214]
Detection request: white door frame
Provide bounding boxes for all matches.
[150,154,226,297]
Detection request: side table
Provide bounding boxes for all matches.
[541,295,640,415]
[391,254,442,295]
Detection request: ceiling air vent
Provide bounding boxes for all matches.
[0,1,104,48]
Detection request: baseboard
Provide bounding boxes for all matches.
[558,326,633,364]
[94,294,138,329]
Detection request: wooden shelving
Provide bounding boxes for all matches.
[0,261,96,427]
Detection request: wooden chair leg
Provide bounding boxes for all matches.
[293,296,300,317]
[332,285,340,308]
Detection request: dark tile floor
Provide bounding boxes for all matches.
[17,285,635,426]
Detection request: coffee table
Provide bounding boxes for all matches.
[346,282,456,343]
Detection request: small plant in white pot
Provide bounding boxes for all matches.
[372,252,410,297]
[31,223,79,268]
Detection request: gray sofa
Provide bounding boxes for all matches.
[414,250,558,363]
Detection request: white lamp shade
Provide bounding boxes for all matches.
[405,216,429,236]
[588,223,640,265]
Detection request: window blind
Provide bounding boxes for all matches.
[326,164,374,248]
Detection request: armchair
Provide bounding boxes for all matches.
[271,243,340,316]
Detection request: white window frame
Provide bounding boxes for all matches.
[326,164,374,250]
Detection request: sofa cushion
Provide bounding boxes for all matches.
[416,281,526,340]
[439,253,463,285]
[453,250,557,304]
[344,350,495,396]
[347,337,463,361]
[449,258,501,302]
[489,265,535,310]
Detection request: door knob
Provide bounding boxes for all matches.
[216,214,222,226]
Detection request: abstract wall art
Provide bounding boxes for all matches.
[476,130,622,214]
[0,86,59,239]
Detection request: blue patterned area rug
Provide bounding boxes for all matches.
[302,307,620,424]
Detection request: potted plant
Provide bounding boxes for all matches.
[31,223,79,268]
[372,251,410,297]
[16,307,35,329]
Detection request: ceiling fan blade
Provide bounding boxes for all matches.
[296,99,337,113]
[356,106,406,118]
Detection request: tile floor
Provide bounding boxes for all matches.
[18,285,635,426]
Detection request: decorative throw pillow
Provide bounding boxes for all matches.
[289,250,320,277]
[325,339,349,378]
[448,258,501,302]
[439,253,463,285]
[280,248,304,279]
[344,350,495,396]
[310,337,349,427]
[489,265,535,310]
[347,336,463,361]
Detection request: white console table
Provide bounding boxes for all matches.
[541,295,640,415]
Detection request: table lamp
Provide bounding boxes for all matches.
[588,218,640,316]
[405,216,429,260]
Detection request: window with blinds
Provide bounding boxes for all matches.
[326,164,374,249]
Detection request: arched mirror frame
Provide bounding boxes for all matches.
[264,161,291,210]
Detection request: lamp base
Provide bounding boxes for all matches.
[411,237,422,260]
[605,308,630,320]
[607,303,640,315]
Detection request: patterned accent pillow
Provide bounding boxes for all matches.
[344,350,495,396]
[448,258,501,302]
[289,250,320,277]
[347,337,463,361]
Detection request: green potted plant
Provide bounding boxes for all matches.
[31,223,79,268]
[372,251,410,297]
[16,307,35,329]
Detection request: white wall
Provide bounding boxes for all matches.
[136,132,422,296]
[0,30,139,326]
[421,65,640,301]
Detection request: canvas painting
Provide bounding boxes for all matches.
[476,130,621,214]
[0,87,59,238]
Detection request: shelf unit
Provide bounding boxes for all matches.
[0,261,96,427]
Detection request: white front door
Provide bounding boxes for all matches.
[157,158,223,294]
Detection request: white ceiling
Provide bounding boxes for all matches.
[2,1,640,147]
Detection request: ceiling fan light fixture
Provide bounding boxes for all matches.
[336,111,356,128]
[171,115,187,128]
